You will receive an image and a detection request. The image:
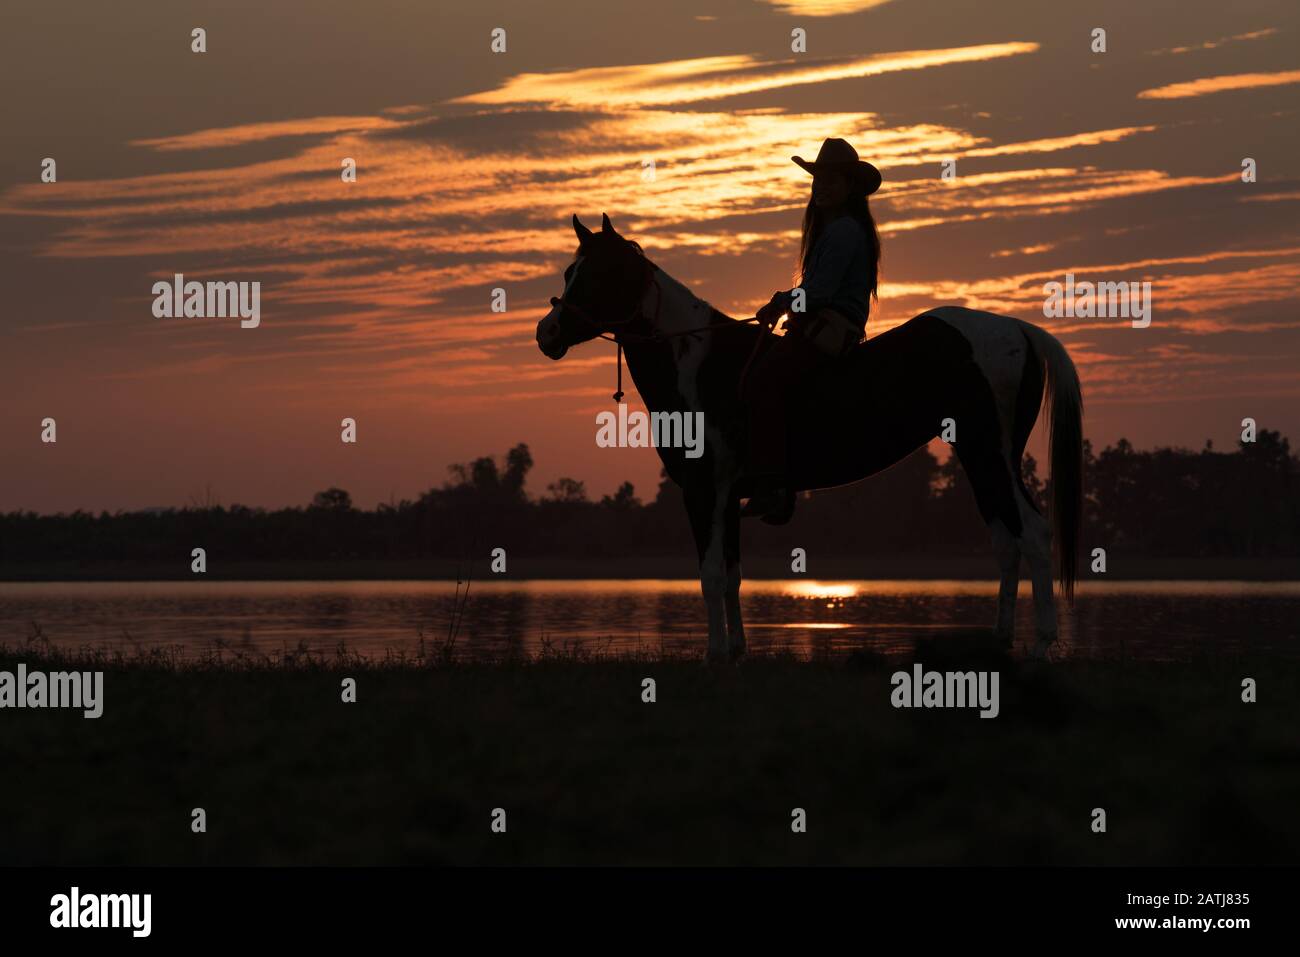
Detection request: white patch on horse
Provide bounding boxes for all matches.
[653,272,737,477]
[540,254,586,331]
[927,305,1026,462]
[566,255,586,294]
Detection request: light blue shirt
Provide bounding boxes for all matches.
[793,216,872,331]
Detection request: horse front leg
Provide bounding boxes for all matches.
[686,484,730,663]
[723,495,746,659]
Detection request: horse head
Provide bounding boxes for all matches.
[536,213,655,360]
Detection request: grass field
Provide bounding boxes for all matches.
[2,637,1297,866]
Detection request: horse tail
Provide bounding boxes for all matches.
[1018,319,1083,604]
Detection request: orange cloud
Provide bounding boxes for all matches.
[1147,27,1278,56]
[452,43,1040,108]
[131,116,405,151]
[1137,69,1300,99]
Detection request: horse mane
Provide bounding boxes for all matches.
[572,236,646,259]
[574,235,736,325]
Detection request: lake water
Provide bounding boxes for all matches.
[1,580,1296,662]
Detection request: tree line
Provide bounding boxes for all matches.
[2,431,1296,564]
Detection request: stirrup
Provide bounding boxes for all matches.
[741,484,794,523]
[759,487,796,526]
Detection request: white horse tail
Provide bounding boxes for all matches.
[1018,319,1083,603]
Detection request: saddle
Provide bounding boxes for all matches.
[792,306,863,359]
[796,350,865,409]
[739,307,864,405]
[790,308,866,408]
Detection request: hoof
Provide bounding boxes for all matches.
[705,646,731,666]
[728,640,747,660]
[993,627,1014,649]
[1030,632,1057,660]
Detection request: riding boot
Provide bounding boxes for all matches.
[740,474,793,521]
[741,394,796,524]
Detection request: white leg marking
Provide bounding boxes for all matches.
[989,517,1020,644]
[725,557,745,656]
[1016,492,1057,657]
[652,270,747,661]
[700,494,730,662]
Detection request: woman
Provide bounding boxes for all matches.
[740,137,882,524]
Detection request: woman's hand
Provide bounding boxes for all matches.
[756,290,790,326]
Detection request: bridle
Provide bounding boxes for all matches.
[548,254,660,401]
[549,254,660,335]
[548,249,766,401]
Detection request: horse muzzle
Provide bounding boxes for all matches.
[536,319,569,360]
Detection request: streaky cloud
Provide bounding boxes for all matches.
[1138,69,1300,99]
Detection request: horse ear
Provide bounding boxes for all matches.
[601,212,614,233]
[573,214,594,244]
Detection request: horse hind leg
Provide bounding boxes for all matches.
[988,518,1020,646]
[954,437,1034,652]
[978,472,1055,657]
[1016,489,1057,658]
[937,310,1037,651]
[1008,325,1056,658]
[942,309,1059,658]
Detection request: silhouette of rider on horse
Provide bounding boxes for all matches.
[740,137,883,525]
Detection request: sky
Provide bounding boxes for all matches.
[2,0,1297,513]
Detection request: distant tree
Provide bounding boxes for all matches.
[447,455,498,492]
[1240,428,1290,466]
[601,481,641,510]
[502,443,533,500]
[651,468,678,508]
[1231,429,1294,555]
[443,442,533,502]
[310,488,353,511]
[546,477,589,503]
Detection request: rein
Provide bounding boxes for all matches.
[549,258,767,401]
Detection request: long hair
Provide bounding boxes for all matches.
[796,190,881,300]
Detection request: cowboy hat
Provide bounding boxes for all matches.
[792,138,882,195]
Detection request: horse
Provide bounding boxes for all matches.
[536,213,1083,662]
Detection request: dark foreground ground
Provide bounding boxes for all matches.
[2,636,1297,865]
